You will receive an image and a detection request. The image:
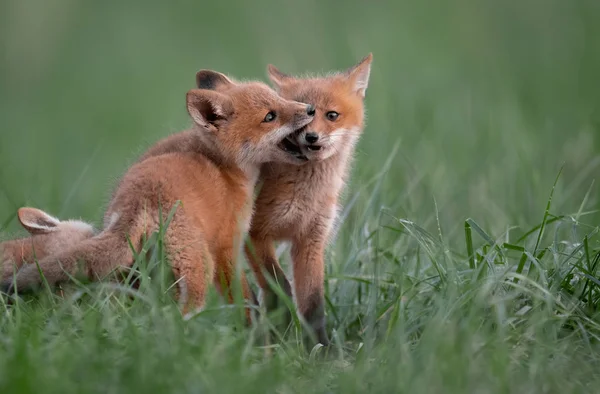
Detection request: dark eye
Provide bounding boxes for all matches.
[326,111,339,121]
[263,111,277,123]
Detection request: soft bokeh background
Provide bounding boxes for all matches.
[2,0,599,244]
[2,1,600,392]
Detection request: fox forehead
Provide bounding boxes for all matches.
[228,82,281,108]
[63,219,95,234]
[280,78,353,108]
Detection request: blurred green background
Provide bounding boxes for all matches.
[1,0,599,245]
[2,1,600,391]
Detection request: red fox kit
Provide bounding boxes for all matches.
[1,207,95,282]
[2,70,315,318]
[245,54,373,345]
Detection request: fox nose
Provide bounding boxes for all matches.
[305,132,319,144]
[306,105,316,116]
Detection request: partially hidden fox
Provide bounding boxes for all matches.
[244,54,373,345]
[1,207,95,282]
[1,70,315,319]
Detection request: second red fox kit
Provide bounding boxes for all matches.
[1,70,315,317]
[245,54,373,345]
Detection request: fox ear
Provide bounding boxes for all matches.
[345,53,373,98]
[186,89,234,132]
[17,207,61,235]
[267,64,292,89]
[196,70,235,91]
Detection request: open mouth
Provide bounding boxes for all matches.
[278,135,302,154]
[278,130,308,161]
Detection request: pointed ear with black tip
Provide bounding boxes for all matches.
[186,89,234,132]
[345,53,373,98]
[17,207,61,235]
[196,70,235,91]
[267,64,293,90]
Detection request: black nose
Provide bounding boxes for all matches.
[305,132,319,144]
[306,105,316,116]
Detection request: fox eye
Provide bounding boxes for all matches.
[326,111,339,121]
[263,111,277,123]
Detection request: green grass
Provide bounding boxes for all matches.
[2,0,600,392]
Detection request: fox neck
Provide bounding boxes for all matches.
[190,126,261,184]
[190,125,232,168]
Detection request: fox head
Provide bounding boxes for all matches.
[266,53,373,162]
[187,70,315,167]
[17,207,94,237]
[1,208,95,282]
[17,207,95,241]
[2,208,94,267]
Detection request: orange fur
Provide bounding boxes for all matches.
[2,70,315,321]
[1,207,95,282]
[245,54,373,345]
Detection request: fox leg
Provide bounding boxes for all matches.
[164,219,214,316]
[245,236,292,321]
[213,251,259,326]
[170,252,212,317]
[2,231,133,294]
[291,234,329,346]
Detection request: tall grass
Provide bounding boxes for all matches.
[1,0,600,392]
